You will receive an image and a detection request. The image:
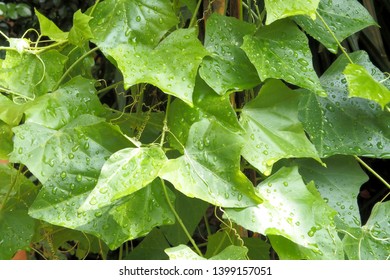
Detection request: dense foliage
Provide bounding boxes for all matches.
[0,0,389,260]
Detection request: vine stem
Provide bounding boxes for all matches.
[160,178,203,257]
[354,156,390,190]
[53,46,99,91]
[315,11,354,64]
[160,94,172,147]
[189,0,203,28]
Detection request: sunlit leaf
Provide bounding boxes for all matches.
[242,20,324,95]
[160,119,261,207]
[344,63,390,109]
[264,0,319,25]
[240,79,320,176]
[165,244,204,260]
[69,10,93,47]
[225,167,344,259]
[294,0,377,53]
[0,94,25,126]
[35,8,68,40]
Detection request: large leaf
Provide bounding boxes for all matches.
[0,165,37,259]
[199,13,259,95]
[343,202,390,260]
[80,146,167,211]
[242,20,324,95]
[264,0,319,25]
[225,167,344,259]
[240,79,320,176]
[296,156,368,228]
[294,0,377,53]
[343,63,390,109]
[10,115,129,184]
[0,50,67,99]
[298,51,390,158]
[24,76,105,129]
[160,119,261,207]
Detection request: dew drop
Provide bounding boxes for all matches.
[89,197,97,205]
[60,171,67,179]
[76,174,82,182]
[136,16,141,22]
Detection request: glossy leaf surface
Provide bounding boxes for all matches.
[264,0,319,24]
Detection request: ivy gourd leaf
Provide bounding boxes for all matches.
[240,79,320,176]
[343,63,390,109]
[68,10,93,47]
[61,44,94,80]
[296,156,368,228]
[24,76,105,129]
[160,119,261,207]
[0,50,67,99]
[294,0,377,53]
[225,167,344,259]
[0,94,25,126]
[298,51,390,158]
[242,20,324,95]
[0,165,37,259]
[0,121,13,159]
[80,146,167,211]
[209,245,248,260]
[165,244,204,260]
[35,8,68,41]
[343,202,390,260]
[10,115,130,184]
[264,0,319,25]
[105,28,208,105]
[168,76,242,152]
[199,13,259,95]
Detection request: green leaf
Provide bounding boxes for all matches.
[0,50,68,99]
[10,115,130,184]
[243,237,271,260]
[240,79,320,176]
[15,3,32,17]
[80,146,167,211]
[165,244,204,260]
[209,245,248,260]
[24,76,105,129]
[225,167,344,259]
[160,119,261,207]
[107,28,207,105]
[0,121,13,159]
[298,51,390,158]
[0,94,25,126]
[344,63,390,109]
[343,202,390,260]
[297,156,368,228]
[35,8,68,41]
[294,0,377,53]
[69,10,93,47]
[0,165,37,259]
[199,14,260,95]
[205,230,244,258]
[242,20,324,95]
[61,44,94,80]
[264,0,319,25]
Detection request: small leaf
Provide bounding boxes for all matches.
[209,245,248,260]
[294,0,377,53]
[264,0,319,25]
[225,167,344,259]
[344,63,390,109]
[15,3,32,17]
[35,8,68,40]
[199,13,259,95]
[242,20,324,95]
[0,94,25,126]
[160,119,261,207]
[69,10,93,47]
[80,146,167,211]
[0,121,13,159]
[240,79,321,176]
[165,244,204,260]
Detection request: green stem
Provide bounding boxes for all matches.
[316,11,354,64]
[204,213,212,237]
[160,95,172,147]
[189,0,203,28]
[354,156,390,190]
[53,46,99,91]
[96,81,124,96]
[0,165,21,212]
[161,178,203,257]
[88,0,101,16]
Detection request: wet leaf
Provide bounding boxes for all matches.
[296,156,368,228]
[0,121,13,159]
[0,94,25,126]
[344,63,390,109]
[343,202,390,260]
[199,13,259,95]
[240,79,320,176]
[160,118,261,207]
[264,0,319,25]
[294,0,377,53]
[299,51,390,158]
[165,244,204,260]
[225,167,344,259]
[242,20,324,95]
[69,10,93,47]
[80,146,167,211]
